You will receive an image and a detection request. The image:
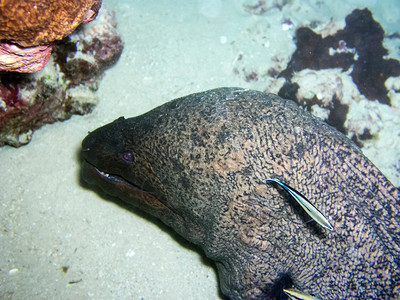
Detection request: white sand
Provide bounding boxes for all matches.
[1,1,398,299]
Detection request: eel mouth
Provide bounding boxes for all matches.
[81,159,179,221]
[81,159,148,196]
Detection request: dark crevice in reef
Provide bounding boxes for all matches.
[326,96,349,135]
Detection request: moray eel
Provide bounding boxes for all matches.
[81,88,400,299]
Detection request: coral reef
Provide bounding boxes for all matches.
[280,68,400,147]
[279,8,400,106]
[272,8,400,185]
[0,10,123,147]
[0,0,102,72]
[232,6,399,185]
[276,8,400,143]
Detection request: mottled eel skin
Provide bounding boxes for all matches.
[81,88,400,299]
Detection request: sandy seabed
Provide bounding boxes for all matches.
[1,0,399,299]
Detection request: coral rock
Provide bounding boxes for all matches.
[0,0,102,47]
[0,9,123,147]
[0,0,102,73]
[279,8,400,106]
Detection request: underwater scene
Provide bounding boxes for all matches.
[1,0,399,299]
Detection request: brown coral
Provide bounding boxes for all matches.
[0,0,102,47]
[0,0,101,72]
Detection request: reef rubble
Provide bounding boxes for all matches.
[0,9,123,147]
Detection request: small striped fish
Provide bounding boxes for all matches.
[263,178,333,231]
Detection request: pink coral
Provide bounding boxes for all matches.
[0,43,53,73]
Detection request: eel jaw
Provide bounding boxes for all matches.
[81,159,182,227]
[82,159,146,194]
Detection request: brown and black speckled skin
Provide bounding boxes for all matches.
[81,88,400,299]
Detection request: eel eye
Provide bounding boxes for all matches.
[122,152,135,163]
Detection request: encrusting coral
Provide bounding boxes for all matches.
[0,0,102,72]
